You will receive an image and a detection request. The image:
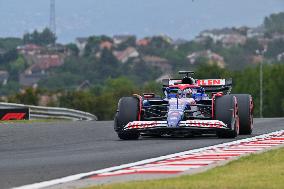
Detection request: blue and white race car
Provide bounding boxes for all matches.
[114,71,254,140]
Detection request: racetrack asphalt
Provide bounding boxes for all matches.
[0,118,283,189]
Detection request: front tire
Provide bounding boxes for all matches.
[215,95,239,138]
[114,97,140,140]
[232,94,253,135]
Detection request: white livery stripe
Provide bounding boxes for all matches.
[130,166,190,172]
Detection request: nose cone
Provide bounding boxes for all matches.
[167,111,182,127]
[167,119,179,127]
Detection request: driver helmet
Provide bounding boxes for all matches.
[183,88,193,98]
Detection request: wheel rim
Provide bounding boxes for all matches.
[233,96,239,135]
[249,96,254,130]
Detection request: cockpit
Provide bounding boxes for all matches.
[165,86,208,101]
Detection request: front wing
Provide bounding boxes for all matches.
[124,120,229,131]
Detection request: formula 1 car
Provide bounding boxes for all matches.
[114,71,254,140]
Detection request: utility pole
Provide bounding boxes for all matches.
[50,0,56,35]
[256,47,267,118]
[260,58,263,118]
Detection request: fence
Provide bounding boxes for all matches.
[0,102,97,121]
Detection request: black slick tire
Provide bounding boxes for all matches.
[215,95,239,138]
[232,94,253,135]
[114,97,140,140]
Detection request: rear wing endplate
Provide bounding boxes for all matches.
[162,79,182,87]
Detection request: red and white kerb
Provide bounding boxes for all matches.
[15,130,284,189]
[90,130,284,178]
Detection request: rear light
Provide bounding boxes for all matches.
[143,93,155,98]
[212,92,223,97]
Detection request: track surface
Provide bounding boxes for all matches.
[0,118,283,188]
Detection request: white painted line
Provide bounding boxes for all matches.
[153,160,213,165]
[162,162,210,165]
[131,166,191,172]
[14,130,284,189]
[243,144,275,147]
[98,170,135,176]
[227,146,264,150]
[197,152,243,155]
[220,150,254,153]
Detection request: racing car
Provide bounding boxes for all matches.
[114,71,254,140]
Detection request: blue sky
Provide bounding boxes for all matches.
[0,0,283,43]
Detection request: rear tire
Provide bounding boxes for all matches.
[215,95,239,138]
[114,97,140,140]
[232,94,253,135]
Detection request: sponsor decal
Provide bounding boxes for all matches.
[197,79,226,86]
[0,108,29,121]
[1,113,26,120]
[125,121,159,129]
[169,117,178,120]
[183,120,226,128]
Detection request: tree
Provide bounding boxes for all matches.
[66,43,79,56]
[40,28,57,45]
[0,37,22,50]
[84,36,101,56]
[195,63,228,79]
[97,48,120,79]
[116,36,137,50]
[0,81,20,96]
[220,46,249,70]
[8,56,27,80]
[150,36,172,49]
[84,35,113,56]
[0,49,18,66]
[59,91,96,114]
[242,38,262,54]
[104,77,136,98]
[23,28,56,45]
[93,93,116,120]
[143,81,162,96]
[9,88,39,105]
[266,39,284,58]
[264,12,284,34]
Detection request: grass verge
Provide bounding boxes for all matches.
[87,147,284,189]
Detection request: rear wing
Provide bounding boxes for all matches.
[162,78,232,94]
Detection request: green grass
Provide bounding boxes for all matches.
[87,147,284,189]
